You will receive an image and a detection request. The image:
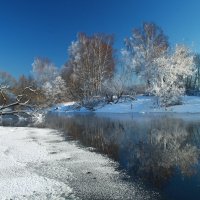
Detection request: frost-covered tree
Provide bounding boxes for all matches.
[32,57,66,105]
[42,76,66,105]
[185,54,200,94]
[0,71,16,87]
[13,75,46,106]
[150,45,195,106]
[62,33,115,102]
[102,76,124,103]
[194,54,200,90]
[124,22,169,90]
[32,57,58,86]
[123,23,195,106]
[0,71,16,105]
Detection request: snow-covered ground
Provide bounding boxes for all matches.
[0,127,75,200]
[53,95,200,114]
[0,126,157,200]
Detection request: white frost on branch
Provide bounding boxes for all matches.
[42,76,66,105]
[32,57,66,105]
[32,58,58,86]
[149,45,195,106]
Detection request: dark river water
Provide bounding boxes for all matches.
[45,112,200,200]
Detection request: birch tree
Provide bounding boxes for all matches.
[124,22,169,90]
[63,33,115,102]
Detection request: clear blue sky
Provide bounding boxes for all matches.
[0,0,200,77]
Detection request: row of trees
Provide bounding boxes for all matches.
[1,22,200,111]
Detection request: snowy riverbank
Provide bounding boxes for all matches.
[0,126,156,200]
[0,127,74,199]
[53,95,200,114]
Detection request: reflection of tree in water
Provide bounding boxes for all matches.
[129,118,200,187]
[46,114,200,188]
[46,114,124,160]
[187,122,200,148]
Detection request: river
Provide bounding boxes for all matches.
[45,112,200,200]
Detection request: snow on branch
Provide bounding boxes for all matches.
[0,86,37,116]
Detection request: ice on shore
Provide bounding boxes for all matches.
[0,126,157,200]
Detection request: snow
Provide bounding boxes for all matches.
[0,126,156,199]
[53,95,200,114]
[168,96,200,113]
[0,127,74,200]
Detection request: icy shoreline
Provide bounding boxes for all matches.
[0,126,157,200]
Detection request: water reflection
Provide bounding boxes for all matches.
[46,113,200,198]
[129,118,199,187]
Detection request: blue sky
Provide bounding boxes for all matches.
[0,0,200,77]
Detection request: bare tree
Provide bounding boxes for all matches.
[62,33,115,103]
